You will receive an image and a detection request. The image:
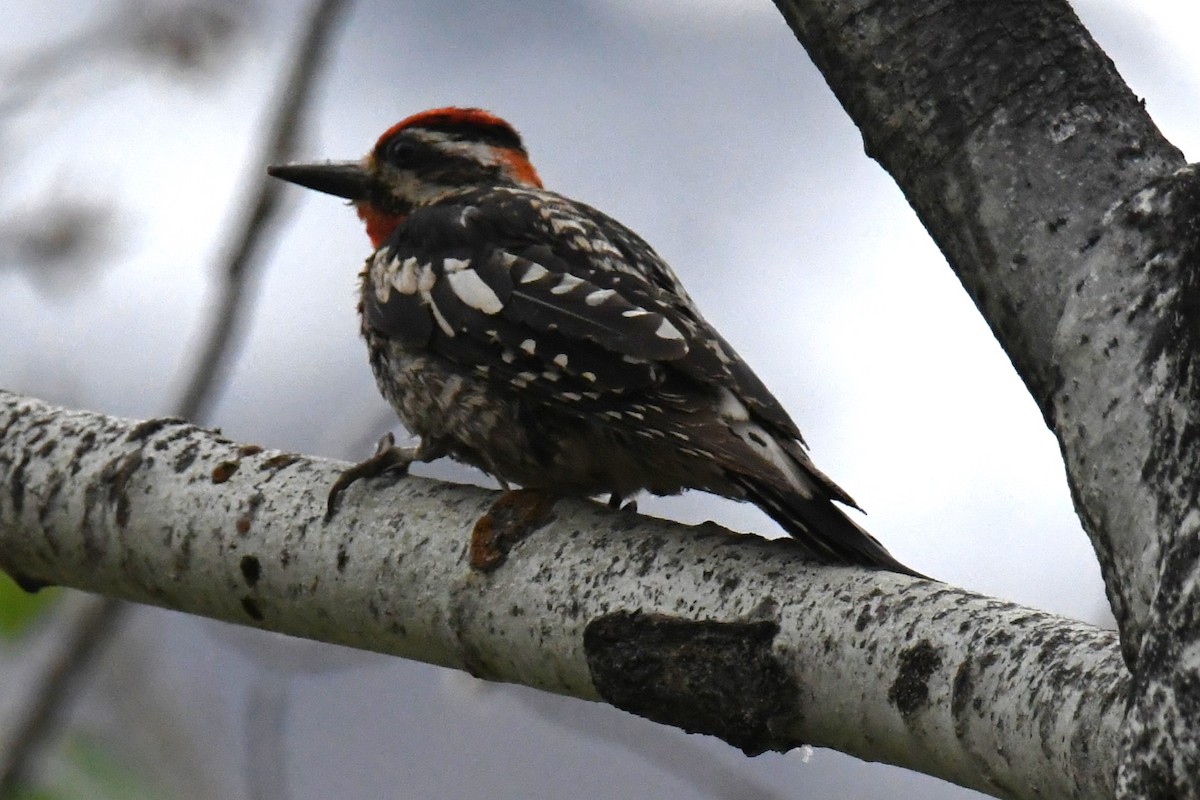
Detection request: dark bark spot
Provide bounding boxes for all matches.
[173,527,196,575]
[986,629,1015,647]
[584,611,802,755]
[127,417,186,441]
[237,444,263,457]
[261,453,301,471]
[951,657,975,736]
[855,604,873,632]
[240,555,261,587]
[889,639,943,716]
[69,430,96,475]
[173,441,200,473]
[336,544,349,572]
[37,472,65,526]
[9,449,29,515]
[236,493,264,538]
[100,449,143,529]
[241,596,264,621]
[211,461,239,483]
[469,489,557,571]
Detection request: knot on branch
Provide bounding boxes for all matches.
[583,610,803,756]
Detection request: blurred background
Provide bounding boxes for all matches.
[0,1,1196,797]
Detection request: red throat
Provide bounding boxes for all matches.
[357,203,405,249]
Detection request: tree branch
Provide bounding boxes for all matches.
[173,0,350,422]
[0,390,1126,800]
[770,2,1200,794]
[0,596,124,798]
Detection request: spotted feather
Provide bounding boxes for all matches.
[503,250,687,361]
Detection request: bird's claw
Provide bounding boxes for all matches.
[325,433,418,520]
[607,493,637,513]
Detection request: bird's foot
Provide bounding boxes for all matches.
[326,433,421,520]
[470,489,557,571]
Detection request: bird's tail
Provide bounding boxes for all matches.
[678,406,926,578]
[734,475,926,579]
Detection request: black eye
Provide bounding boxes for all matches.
[382,136,423,165]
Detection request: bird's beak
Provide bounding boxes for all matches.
[267,160,372,201]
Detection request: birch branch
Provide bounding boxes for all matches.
[0,390,1126,799]
[770,2,1200,794]
[771,0,1189,657]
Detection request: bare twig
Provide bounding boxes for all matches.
[174,0,351,421]
[0,0,351,794]
[0,0,244,121]
[0,597,125,797]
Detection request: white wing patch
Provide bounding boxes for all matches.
[655,318,684,341]
[394,256,420,294]
[446,267,504,314]
[417,262,435,292]
[716,387,750,423]
[585,288,616,306]
[519,263,549,284]
[373,253,399,302]
[731,420,813,500]
[428,298,456,337]
[550,273,586,295]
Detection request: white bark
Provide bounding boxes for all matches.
[772,1,1200,794]
[0,390,1124,799]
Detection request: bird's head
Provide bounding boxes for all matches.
[268,107,543,248]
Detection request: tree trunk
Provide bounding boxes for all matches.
[770,1,1200,795]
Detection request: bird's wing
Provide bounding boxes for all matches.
[563,196,806,441]
[362,200,684,400]
[364,188,804,431]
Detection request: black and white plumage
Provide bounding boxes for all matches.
[269,107,920,576]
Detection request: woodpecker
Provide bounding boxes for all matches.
[269,107,921,576]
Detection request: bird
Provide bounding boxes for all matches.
[268,107,921,577]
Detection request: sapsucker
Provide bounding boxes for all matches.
[269,107,920,576]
